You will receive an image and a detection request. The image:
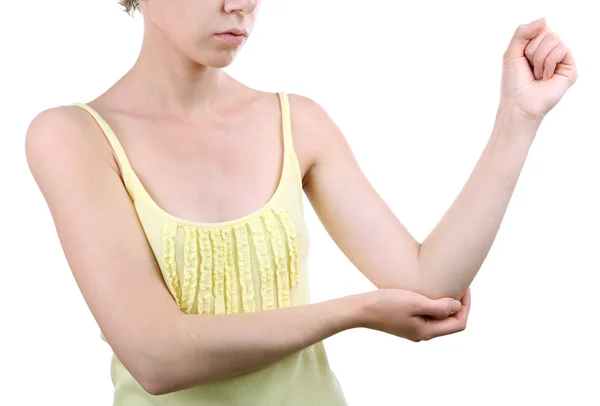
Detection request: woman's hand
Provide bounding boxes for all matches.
[361,288,471,342]
[500,18,578,125]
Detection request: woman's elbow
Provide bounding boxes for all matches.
[124,349,168,395]
[139,378,166,397]
[139,367,211,396]
[134,349,212,396]
[140,377,182,397]
[114,341,177,396]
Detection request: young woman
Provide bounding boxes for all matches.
[25,1,577,405]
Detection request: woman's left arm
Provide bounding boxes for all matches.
[295,18,577,300]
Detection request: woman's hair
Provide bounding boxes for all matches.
[118,0,139,15]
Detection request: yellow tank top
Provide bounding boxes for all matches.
[70,92,347,406]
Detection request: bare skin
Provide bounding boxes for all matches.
[25,0,576,397]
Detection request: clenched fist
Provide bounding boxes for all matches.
[501,18,578,124]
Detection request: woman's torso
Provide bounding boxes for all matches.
[70,90,347,405]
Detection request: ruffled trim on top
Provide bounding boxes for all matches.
[262,213,291,308]
[221,228,239,314]
[249,218,275,311]
[234,224,255,313]
[272,207,300,287]
[160,206,302,315]
[162,222,182,308]
[198,229,213,314]
[210,230,227,315]
[181,227,199,314]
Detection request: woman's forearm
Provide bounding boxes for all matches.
[417,105,539,299]
[143,294,364,395]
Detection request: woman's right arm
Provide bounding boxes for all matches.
[25,107,470,396]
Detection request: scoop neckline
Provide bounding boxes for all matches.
[76,93,290,229]
[137,157,288,229]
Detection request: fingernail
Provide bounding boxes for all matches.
[530,17,544,27]
[451,300,462,312]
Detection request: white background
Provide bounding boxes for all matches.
[2,0,599,405]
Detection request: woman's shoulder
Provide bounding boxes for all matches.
[25,104,119,183]
[285,93,345,157]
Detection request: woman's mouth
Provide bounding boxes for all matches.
[215,29,248,46]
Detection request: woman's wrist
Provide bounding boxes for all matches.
[494,101,541,140]
[325,293,370,332]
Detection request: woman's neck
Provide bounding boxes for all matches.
[116,32,236,117]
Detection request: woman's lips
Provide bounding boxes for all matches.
[215,29,248,46]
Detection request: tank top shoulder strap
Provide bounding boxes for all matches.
[276,92,303,189]
[69,95,302,198]
[69,103,137,190]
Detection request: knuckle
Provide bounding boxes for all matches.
[409,300,423,315]
[571,71,579,84]
[548,32,561,42]
[533,53,545,65]
[524,47,535,59]
[413,327,430,342]
[410,325,426,342]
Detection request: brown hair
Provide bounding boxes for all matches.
[118,0,139,15]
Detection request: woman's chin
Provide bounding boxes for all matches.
[199,50,240,69]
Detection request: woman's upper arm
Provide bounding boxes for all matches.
[289,95,423,291]
[25,107,180,386]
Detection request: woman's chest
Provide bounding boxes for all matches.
[119,115,290,224]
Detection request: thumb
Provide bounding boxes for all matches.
[414,297,462,319]
[504,18,547,61]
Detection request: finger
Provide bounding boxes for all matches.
[561,45,576,68]
[524,26,551,69]
[533,32,561,80]
[504,18,547,62]
[543,41,568,79]
[412,297,462,319]
[548,43,577,81]
[461,287,471,308]
[453,288,471,327]
[420,314,466,340]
